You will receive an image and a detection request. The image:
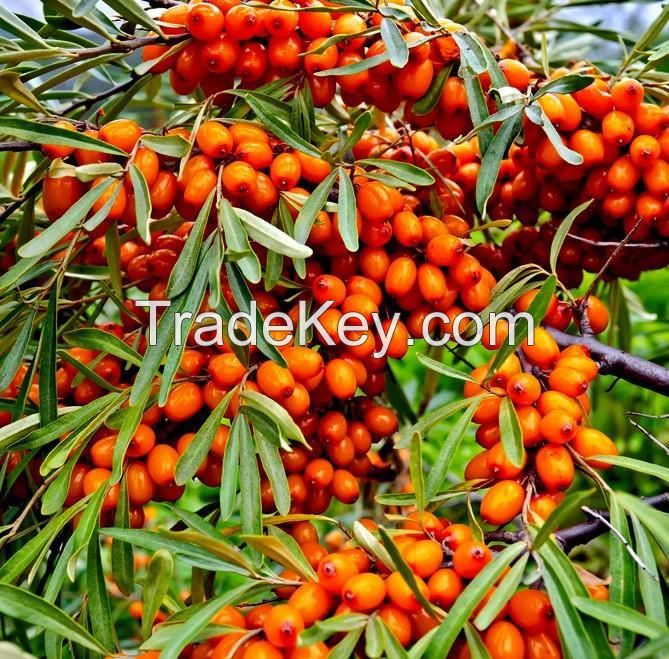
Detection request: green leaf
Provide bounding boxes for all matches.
[338,110,373,157]
[299,614,368,646]
[533,74,594,98]
[64,327,142,366]
[380,17,409,67]
[532,489,594,550]
[525,104,583,166]
[452,31,488,74]
[337,167,358,252]
[475,111,523,214]
[0,308,35,390]
[18,177,115,258]
[609,494,636,652]
[416,354,478,384]
[142,549,174,640]
[220,418,241,520]
[255,431,291,515]
[632,517,666,625]
[39,286,58,426]
[627,634,669,659]
[0,584,111,655]
[617,493,669,555]
[549,199,592,273]
[537,540,614,658]
[111,476,134,596]
[426,543,527,658]
[461,65,492,155]
[236,206,312,259]
[315,52,389,76]
[42,449,84,515]
[0,5,49,47]
[498,397,523,468]
[175,390,233,485]
[474,553,528,630]
[68,485,106,580]
[0,118,126,156]
[594,455,669,485]
[129,164,152,245]
[238,415,262,557]
[400,397,479,448]
[464,623,492,659]
[293,168,337,244]
[0,71,48,114]
[352,521,396,571]
[413,65,449,116]
[424,398,478,500]
[379,617,409,659]
[378,527,438,617]
[86,534,116,651]
[244,528,317,581]
[366,616,384,659]
[410,431,425,511]
[329,627,365,659]
[167,188,216,298]
[245,95,321,158]
[103,0,165,37]
[488,274,557,375]
[105,220,123,298]
[140,134,191,158]
[158,583,265,659]
[240,389,305,445]
[357,159,435,187]
[220,199,261,284]
[573,598,667,639]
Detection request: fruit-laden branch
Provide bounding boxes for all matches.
[548,328,669,397]
[485,492,669,552]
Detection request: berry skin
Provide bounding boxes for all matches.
[402,539,443,578]
[535,444,574,492]
[480,480,525,525]
[427,568,462,609]
[539,409,578,444]
[509,589,554,634]
[317,553,359,595]
[263,604,305,648]
[484,621,526,659]
[288,583,333,625]
[452,541,492,579]
[386,571,429,612]
[341,573,386,611]
[186,3,225,41]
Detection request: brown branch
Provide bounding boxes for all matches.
[72,34,185,59]
[547,328,669,397]
[0,141,35,152]
[485,492,669,552]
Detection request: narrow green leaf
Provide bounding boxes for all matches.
[617,492,669,555]
[0,118,126,155]
[424,399,478,500]
[595,455,669,485]
[461,65,492,154]
[129,164,152,245]
[18,177,115,258]
[525,104,583,165]
[338,110,373,157]
[329,627,365,659]
[532,489,594,550]
[142,549,174,640]
[238,415,262,554]
[410,432,425,511]
[0,584,110,655]
[220,418,241,520]
[498,396,523,468]
[220,199,261,284]
[380,17,409,67]
[167,188,216,298]
[68,485,106,580]
[357,159,435,186]
[632,517,666,625]
[413,65,449,116]
[293,168,337,244]
[549,199,592,273]
[573,598,667,639]
[474,554,529,630]
[337,167,358,252]
[400,397,480,448]
[39,286,58,426]
[103,0,165,37]
[299,614,368,646]
[111,476,134,596]
[416,354,478,384]
[533,74,594,98]
[175,390,233,485]
[240,389,305,445]
[140,134,191,158]
[426,543,527,658]
[64,327,142,366]
[0,5,49,47]
[0,308,35,390]
[256,431,291,515]
[476,111,523,214]
[86,534,116,651]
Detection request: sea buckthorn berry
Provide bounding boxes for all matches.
[378,604,413,646]
[539,409,578,444]
[521,327,560,369]
[222,161,258,197]
[486,441,526,479]
[538,390,585,422]
[484,621,526,659]
[241,640,282,659]
[386,571,429,612]
[403,539,443,578]
[146,445,179,487]
[83,468,119,511]
[526,633,562,659]
[163,382,204,422]
[611,77,644,113]
[385,257,417,298]
[341,573,386,611]
[263,604,304,648]
[257,361,296,400]
[535,444,574,492]
[451,253,482,288]
[288,583,332,625]
[331,469,359,503]
[499,59,530,90]
[509,589,553,634]
[196,121,233,159]
[270,153,301,189]
[480,480,525,525]
[548,366,589,397]
[324,359,357,399]
[127,424,156,458]
[402,510,442,537]
[99,119,142,153]
[426,234,464,267]
[126,462,155,506]
[427,568,462,609]
[452,540,492,579]
[571,427,618,468]
[317,553,359,595]
[364,405,398,437]
[602,110,635,145]
[42,121,77,159]
[506,373,541,406]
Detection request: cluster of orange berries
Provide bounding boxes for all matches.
[464,292,618,526]
[137,515,565,659]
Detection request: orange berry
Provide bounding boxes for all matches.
[535,444,574,492]
[341,573,386,611]
[317,553,359,595]
[427,568,462,609]
[571,427,617,468]
[484,621,525,659]
[480,480,525,525]
[452,540,492,579]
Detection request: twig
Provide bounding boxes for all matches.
[548,328,669,397]
[63,74,143,116]
[0,141,35,152]
[625,415,669,457]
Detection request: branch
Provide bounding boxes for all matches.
[0,141,35,152]
[547,328,669,397]
[485,492,669,552]
[72,33,187,59]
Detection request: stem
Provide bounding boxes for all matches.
[547,328,669,397]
